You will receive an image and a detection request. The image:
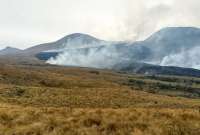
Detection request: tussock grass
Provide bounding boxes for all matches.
[1,85,200,108]
[0,64,200,134]
[0,105,200,135]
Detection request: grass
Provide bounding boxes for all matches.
[0,63,200,134]
[126,76,200,98]
[1,85,200,108]
[0,105,200,135]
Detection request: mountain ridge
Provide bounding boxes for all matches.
[2,26,200,56]
[0,46,22,56]
[1,27,200,77]
[22,33,106,56]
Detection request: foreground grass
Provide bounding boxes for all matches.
[1,85,200,108]
[0,104,200,135]
[1,64,200,134]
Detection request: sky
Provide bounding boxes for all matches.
[0,0,200,49]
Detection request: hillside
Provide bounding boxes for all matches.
[1,64,200,106]
[32,27,200,70]
[141,27,200,67]
[0,63,200,134]
[1,27,200,71]
[144,27,200,54]
[114,61,200,78]
[22,33,107,56]
[0,47,22,55]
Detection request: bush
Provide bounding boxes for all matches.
[89,70,100,75]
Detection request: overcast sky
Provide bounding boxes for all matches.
[0,0,200,49]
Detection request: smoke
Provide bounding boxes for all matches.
[118,1,172,41]
[115,0,200,41]
[160,46,200,69]
[47,38,200,70]
[47,44,129,68]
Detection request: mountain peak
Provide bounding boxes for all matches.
[57,33,101,42]
[23,33,105,55]
[154,27,200,35]
[146,26,200,42]
[65,33,94,38]
[55,33,103,48]
[4,46,16,49]
[160,26,200,30]
[0,46,22,55]
[2,46,21,50]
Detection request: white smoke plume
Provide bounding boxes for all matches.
[160,46,200,69]
[47,42,200,70]
[47,44,129,68]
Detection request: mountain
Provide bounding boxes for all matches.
[139,27,200,63]
[22,33,107,56]
[119,27,200,74]
[0,47,22,56]
[36,27,200,63]
[34,27,200,73]
[145,27,200,50]
[1,27,200,77]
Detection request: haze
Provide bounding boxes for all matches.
[0,0,200,49]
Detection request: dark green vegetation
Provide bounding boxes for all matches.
[125,75,200,98]
[115,62,200,78]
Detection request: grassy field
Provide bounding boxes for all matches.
[0,63,200,134]
[0,105,200,135]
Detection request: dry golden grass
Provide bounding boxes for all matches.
[1,85,200,109]
[0,64,200,134]
[0,104,200,135]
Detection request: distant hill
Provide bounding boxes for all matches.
[114,61,200,78]
[0,47,22,56]
[140,27,200,62]
[35,27,200,67]
[22,33,107,56]
[1,27,200,77]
